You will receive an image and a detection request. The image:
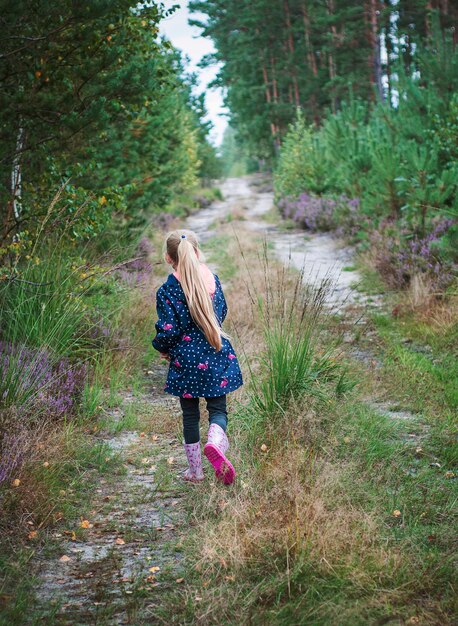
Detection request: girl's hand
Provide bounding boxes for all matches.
[159,352,170,361]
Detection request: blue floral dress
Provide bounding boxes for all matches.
[152,273,243,398]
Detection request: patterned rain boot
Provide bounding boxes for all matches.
[182,442,204,483]
[204,424,236,485]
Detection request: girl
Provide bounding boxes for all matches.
[151,229,242,485]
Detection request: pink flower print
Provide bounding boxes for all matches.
[173,359,181,367]
[182,334,191,341]
[177,300,183,305]
[197,361,208,370]
[163,323,173,331]
[220,378,228,388]
[182,391,193,398]
[228,353,236,360]
[166,299,171,304]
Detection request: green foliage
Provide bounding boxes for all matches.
[0,1,218,253]
[275,110,332,198]
[274,32,458,278]
[191,1,458,160]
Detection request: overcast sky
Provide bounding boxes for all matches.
[159,1,228,146]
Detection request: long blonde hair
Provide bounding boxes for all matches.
[165,229,224,351]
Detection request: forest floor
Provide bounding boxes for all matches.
[23,176,457,625]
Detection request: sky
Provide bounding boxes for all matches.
[158,1,228,146]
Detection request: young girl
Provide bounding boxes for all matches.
[151,229,243,485]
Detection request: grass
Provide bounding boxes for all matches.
[141,217,457,625]
[2,187,456,624]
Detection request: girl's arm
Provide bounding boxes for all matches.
[152,287,183,354]
[215,275,228,324]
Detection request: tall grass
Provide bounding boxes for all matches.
[238,241,350,419]
[0,256,89,415]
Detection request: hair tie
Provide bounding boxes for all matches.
[181,234,186,239]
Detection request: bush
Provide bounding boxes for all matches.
[243,245,352,419]
[372,219,456,291]
[278,193,363,235]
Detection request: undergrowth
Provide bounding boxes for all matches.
[146,226,457,625]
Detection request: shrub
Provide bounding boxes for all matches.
[278,193,363,235]
[243,245,351,419]
[372,219,456,290]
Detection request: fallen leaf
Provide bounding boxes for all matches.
[260,443,268,452]
[444,471,455,479]
[225,575,235,582]
[80,519,91,529]
[175,578,184,583]
[343,436,351,444]
[28,530,38,540]
[59,555,71,562]
[167,457,175,465]
[392,509,402,517]
[12,479,20,487]
[115,537,125,545]
[71,531,77,541]
[43,461,50,468]
[149,566,160,573]
[151,435,158,441]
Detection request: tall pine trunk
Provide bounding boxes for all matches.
[301,2,320,123]
[284,0,300,106]
[367,0,384,100]
[327,0,338,113]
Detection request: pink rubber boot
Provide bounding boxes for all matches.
[182,442,204,483]
[204,424,236,485]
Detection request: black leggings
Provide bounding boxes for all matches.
[179,395,227,444]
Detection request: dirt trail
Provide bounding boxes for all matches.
[188,176,371,307]
[33,369,188,625]
[31,176,420,624]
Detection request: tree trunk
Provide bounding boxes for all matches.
[384,3,393,106]
[270,53,281,150]
[284,0,300,106]
[11,126,24,224]
[261,62,277,140]
[327,0,338,113]
[301,2,320,123]
[368,0,384,100]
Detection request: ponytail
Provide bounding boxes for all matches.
[165,230,224,351]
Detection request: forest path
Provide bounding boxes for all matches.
[188,175,369,307]
[31,176,419,624]
[33,367,189,625]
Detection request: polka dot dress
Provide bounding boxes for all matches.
[152,273,243,398]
